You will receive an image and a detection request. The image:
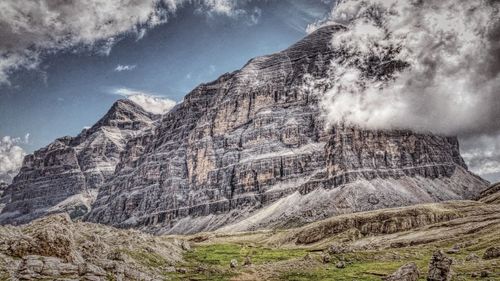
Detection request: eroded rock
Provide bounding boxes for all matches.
[383,262,419,281]
[427,250,453,281]
[483,246,500,260]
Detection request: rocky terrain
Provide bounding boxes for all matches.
[0,214,185,280]
[0,184,498,280]
[0,100,160,225]
[86,25,487,234]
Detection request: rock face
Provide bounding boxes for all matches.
[85,25,487,234]
[0,100,159,225]
[0,182,7,212]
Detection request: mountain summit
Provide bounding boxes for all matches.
[0,99,159,224]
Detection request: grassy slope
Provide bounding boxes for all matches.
[166,199,500,281]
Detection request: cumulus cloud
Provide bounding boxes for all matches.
[308,0,500,137]
[113,87,176,114]
[0,0,255,85]
[114,64,137,72]
[0,135,29,184]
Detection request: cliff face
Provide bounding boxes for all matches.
[85,25,487,234]
[0,100,159,224]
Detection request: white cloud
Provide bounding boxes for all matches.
[113,87,176,114]
[0,135,28,184]
[114,64,137,72]
[460,134,500,183]
[0,0,254,85]
[309,0,500,137]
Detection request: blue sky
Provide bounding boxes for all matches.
[0,0,332,153]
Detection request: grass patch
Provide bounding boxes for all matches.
[123,249,169,268]
[165,243,308,281]
[185,243,308,266]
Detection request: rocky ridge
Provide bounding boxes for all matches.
[0,99,159,224]
[85,25,488,234]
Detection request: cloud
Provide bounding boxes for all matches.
[0,135,29,184]
[460,134,500,183]
[114,64,137,72]
[0,0,254,85]
[308,0,500,137]
[113,87,176,114]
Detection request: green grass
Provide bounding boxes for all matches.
[278,243,500,281]
[165,243,309,281]
[123,249,169,268]
[185,243,308,266]
[167,232,500,281]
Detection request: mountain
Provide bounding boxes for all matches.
[84,25,487,234]
[0,99,160,224]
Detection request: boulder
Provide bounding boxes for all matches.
[383,262,419,281]
[483,246,500,260]
[427,250,453,281]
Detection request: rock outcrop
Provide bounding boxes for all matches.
[0,182,7,212]
[0,214,184,280]
[85,25,487,234]
[427,250,453,281]
[383,262,420,281]
[479,183,500,204]
[482,246,500,260]
[0,100,159,225]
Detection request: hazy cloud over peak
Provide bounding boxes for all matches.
[303,0,500,182]
[113,87,176,114]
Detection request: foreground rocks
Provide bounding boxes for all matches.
[427,250,453,281]
[482,246,500,260]
[0,214,184,280]
[383,262,419,281]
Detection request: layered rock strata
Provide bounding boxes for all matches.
[86,25,487,234]
[0,100,159,224]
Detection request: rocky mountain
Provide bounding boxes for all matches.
[84,25,488,234]
[0,99,160,225]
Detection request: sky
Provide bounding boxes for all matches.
[0,0,499,183]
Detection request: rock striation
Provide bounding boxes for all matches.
[85,25,487,234]
[0,99,159,225]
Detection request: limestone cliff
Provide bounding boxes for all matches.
[86,25,487,234]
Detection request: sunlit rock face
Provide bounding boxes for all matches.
[86,25,487,234]
[0,100,159,225]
